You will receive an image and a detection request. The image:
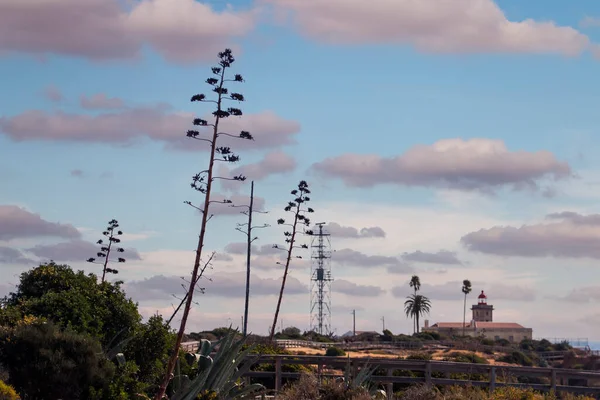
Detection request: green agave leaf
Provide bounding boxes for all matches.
[221,350,261,394]
[205,332,246,389]
[200,339,211,355]
[228,382,264,399]
[185,352,200,366]
[198,355,213,371]
[173,329,260,400]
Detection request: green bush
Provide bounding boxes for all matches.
[325,347,346,357]
[413,332,436,341]
[498,351,534,367]
[0,321,114,399]
[2,262,141,348]
[404,352,432,361]
[444,351,488,364]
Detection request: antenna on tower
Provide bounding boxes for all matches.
[310,222,333,336]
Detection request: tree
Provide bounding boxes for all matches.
[269,180,314,342]
[87,219,127,283]
[404,294,431,334]
[278,326,302,339]
[232,181,269,336]
[124,314,176,396]
[0,320,114,399]
[408,275,421,334]
[156,48,254,400]
[2,262,141,348]
[461,279,472,337]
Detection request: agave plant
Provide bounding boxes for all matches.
[342,357,386,399]
[171,329,264,400]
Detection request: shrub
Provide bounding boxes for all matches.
[0,321,114,399]
[480,338,494,346]
[278,373,373,400]
[325,347,346,357]
[395,385,440,400]
[0,380,19,400]
[413,332,436,341]
[444,352,488,364]
[498,351,534,367]
[404,352,432,361]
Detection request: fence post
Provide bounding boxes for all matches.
[425,362,432,388]
[386,368,393,400]
[275,358,282,393]
[317,362,323,384]
[551,369,557,392]
[489,367,496,392]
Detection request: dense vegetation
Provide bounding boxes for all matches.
[0,262,181,399]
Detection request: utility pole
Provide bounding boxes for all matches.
[233,181,269,336]
[381,316,385,332]
[243,181,254,337]
[352,309,356,336]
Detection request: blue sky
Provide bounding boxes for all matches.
[2,0,600,340]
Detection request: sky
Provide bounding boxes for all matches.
[2,0,600,341]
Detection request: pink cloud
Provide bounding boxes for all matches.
[461,212,600,259]
[80,93,125,110]
[263,0,591,56]
[0,0,257,63]
[0,205,80,241]
[0,106,299,151]
[311,138,572,193]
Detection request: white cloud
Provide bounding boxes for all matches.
[264,0,591,56]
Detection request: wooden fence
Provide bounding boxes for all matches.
[244,355,600,399]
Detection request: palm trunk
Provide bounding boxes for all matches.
[463,294,467,337]
[416,313,420,334]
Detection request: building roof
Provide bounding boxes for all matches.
[478,290,487,299]
[475,322,525,329]
[431,323,465,329]
[429,322,526,329]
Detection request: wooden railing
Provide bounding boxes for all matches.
[244,355,600,398]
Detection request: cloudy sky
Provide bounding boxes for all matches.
[2,0,600,340]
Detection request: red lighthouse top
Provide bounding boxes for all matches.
[478,290,487,304]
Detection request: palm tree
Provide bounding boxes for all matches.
[461,279,472,337]
[404,294,431,334]
[408,275,421,333]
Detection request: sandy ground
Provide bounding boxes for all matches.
[286,346,515,367]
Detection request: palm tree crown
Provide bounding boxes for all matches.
[462,279,472,295]
[409,275,421,294]
[404,294,431,334]
[462,279,472,336]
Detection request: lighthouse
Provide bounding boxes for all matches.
[471,290,494,322]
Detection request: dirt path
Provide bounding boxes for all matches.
[286,346,515,366]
